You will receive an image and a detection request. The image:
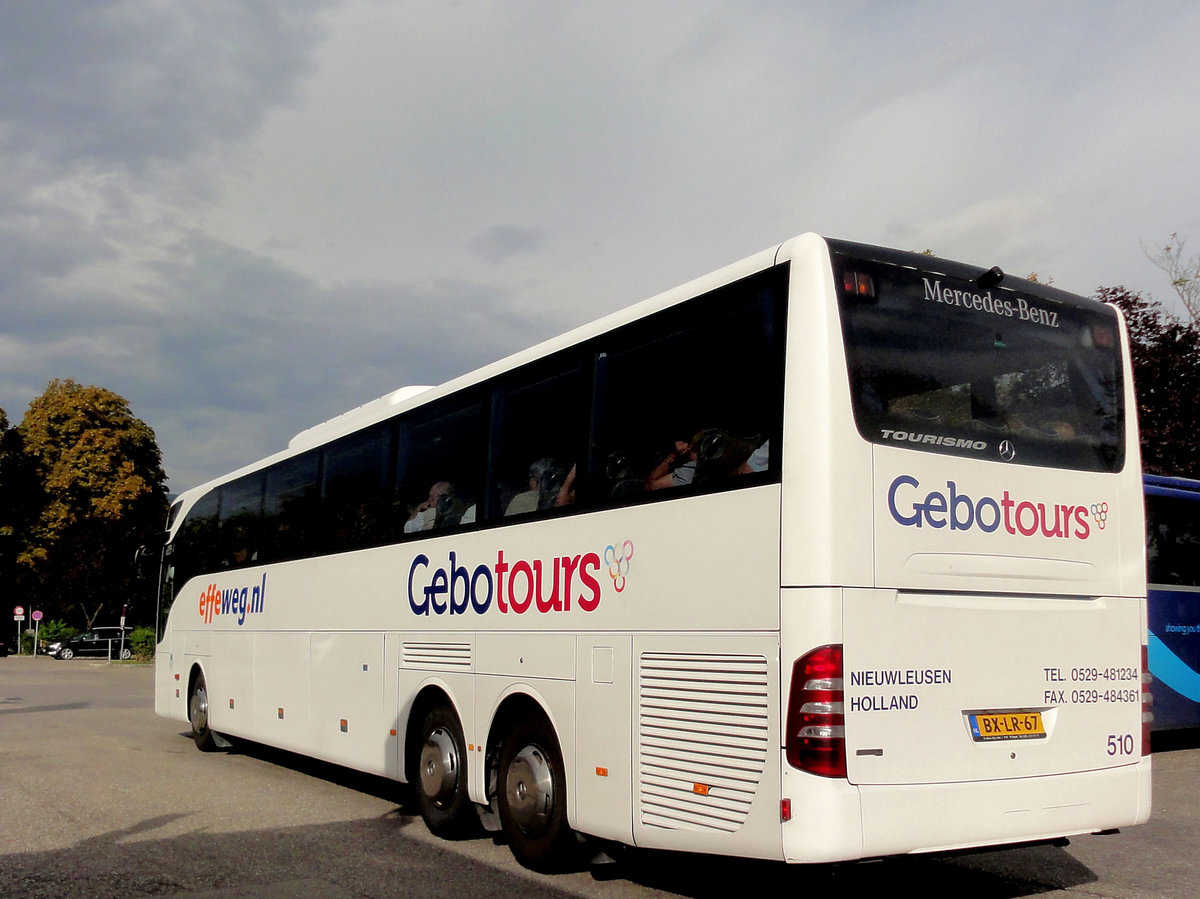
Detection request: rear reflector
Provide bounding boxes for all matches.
[1141,644,1153,756]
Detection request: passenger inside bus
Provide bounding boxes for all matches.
[645,429,767,491]
[404,480,468,532]
[505,458,569,515]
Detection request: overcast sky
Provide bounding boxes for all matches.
[2,0,1198,492]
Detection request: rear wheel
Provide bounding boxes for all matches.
[188,672,217,751]
[119,647,132,660]
[497,715,575,871]
[414,704,476,838]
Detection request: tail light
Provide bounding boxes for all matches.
[786,644,846,778]
[842,270,876,299]
[1141,644,1153,756]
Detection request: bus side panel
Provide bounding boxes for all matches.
[252,632,312,753]
[1147,585,1200,729]
[779,235,875,591]
[630,633,782,861]
[573,634,634,844]
[154,633,184,721]
[210,631,254,738]
[310,632,386,775]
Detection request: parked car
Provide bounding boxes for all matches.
[47,627,133,660]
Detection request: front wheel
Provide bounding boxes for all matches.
[497,715,576,871]
[60,648,74,660]
[414,705,476,838]
[188,672,217,751]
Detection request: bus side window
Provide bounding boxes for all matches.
[491,364,587,519]
[322,424,393,552]
[173,488,219,594]
[218,473,264,569]
[263,451,320,562]
[595,270,783,502]
[398,397,485,534]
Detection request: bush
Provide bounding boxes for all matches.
[38,619,78,644]
[129,626,156,660]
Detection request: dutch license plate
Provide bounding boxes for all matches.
[968,711,1046,742]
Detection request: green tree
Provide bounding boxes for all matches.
[12,380,168,628]
[1097,287,1200,479]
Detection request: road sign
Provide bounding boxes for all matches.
[13,606,23,616]
[31,610,43,622]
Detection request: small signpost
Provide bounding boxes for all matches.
[31,610,43,657]
[13,606,24,655]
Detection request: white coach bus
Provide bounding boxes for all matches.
[153,233,1151,869]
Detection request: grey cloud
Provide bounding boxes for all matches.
[136,236,540,488]
[0,1,330,169]
[470,225,546,264]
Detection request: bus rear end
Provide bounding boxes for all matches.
[778,237,1150,862]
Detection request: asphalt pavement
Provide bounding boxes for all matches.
[2,656,1198,898]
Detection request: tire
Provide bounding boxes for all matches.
[60,648,74,660]
[188,672,217,751]
[496,714,576,871]
[119,647,132,660]
[414,705,476,838]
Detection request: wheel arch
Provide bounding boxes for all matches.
[187,661,207,705]
[483,688,564,804]
[403,682,467,785]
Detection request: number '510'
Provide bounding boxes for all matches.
[1107,733,1135,756]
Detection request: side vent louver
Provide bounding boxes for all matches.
[401,642,472,670]
[638,652,769,833]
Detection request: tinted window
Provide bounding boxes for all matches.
[836,251,1124,472]
[593,269,784,502]
[398,397,485,534]
[219,473,264,568]
[263,452,320,562]
[1147,493,1200,587]
[323,424,393,552]
[491,364,587,518]
[174,489,219,589]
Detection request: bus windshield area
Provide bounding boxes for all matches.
[835,252,1125,472]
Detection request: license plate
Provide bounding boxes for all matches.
[967,711,1046,742]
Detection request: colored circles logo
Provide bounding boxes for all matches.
[604,540,634,592]
[1090,502,1109,529]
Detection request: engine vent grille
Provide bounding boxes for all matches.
[401,642,472,670]
[638,652,769,833]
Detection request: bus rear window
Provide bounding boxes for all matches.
[835,252,1124,472]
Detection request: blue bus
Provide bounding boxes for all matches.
[1145,474,1200,730]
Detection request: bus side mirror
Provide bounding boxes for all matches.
[133,534,165,581]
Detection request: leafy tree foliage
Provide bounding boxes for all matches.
[7,380,168,628]
[1098,287,1200,479]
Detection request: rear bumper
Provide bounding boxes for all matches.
[782,759,1151,863]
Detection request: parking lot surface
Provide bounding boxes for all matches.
[2,656,1199,898]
